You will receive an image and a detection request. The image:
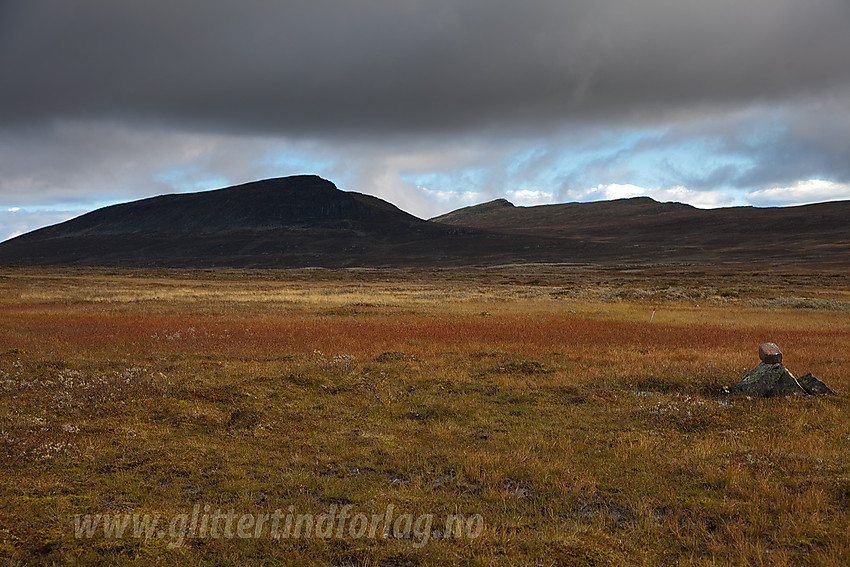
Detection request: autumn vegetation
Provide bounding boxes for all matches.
[1,265,849,565]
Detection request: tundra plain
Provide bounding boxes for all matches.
[1,265,849,566]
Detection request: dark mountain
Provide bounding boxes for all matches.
[39,175,421,237]
[0,176,553,268]
[432,196,697,228]
[434,198,516,224]
[1,176,848,268]
[431,196,850,266]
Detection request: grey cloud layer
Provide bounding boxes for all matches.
[1,0,849,236]
[3,0,849,135]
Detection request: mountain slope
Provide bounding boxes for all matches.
[0,176,496,267]
[0,176,560,267]
[432,196,850,264]
[2,177,849,268]
[25,176,422,237]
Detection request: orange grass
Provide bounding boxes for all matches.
[1,266,849,565]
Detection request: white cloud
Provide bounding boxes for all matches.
[419,187,482,203]
[576,183,649,201]
[745,179,850,207]
[505,189,555,205]
[0,208,89,242]
[572,184,737,208]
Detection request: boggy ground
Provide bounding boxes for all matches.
[1,264,849,566]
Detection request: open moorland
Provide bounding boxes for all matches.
[1,264,849,565]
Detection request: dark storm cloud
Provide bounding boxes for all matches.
[723,109,850,190]
[2,0,849,136]
[641,103,850,192]
[2,0,850,236]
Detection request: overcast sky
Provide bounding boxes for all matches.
[2,0,849,241]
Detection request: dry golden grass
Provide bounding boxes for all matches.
[1,265,849,565]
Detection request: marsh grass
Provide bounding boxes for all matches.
[0,265,848,565]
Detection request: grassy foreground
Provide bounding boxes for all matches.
[1,265,849,566]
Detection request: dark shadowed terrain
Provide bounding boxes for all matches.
[1,175,848,268]
[432,196,850,267]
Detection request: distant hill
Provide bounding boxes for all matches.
[1,176,848,267]
[433,198,517,224]
[432,196,694,227]
[431,196,850,266]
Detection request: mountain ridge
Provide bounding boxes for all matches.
[0,176,554,267]
[431,195,850,250]
[1,175,849,268]
[26,175,425,237]
[430,195,697,224]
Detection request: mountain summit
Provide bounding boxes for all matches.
[21,175,419,237]
[430,198,515,224]
[1,176,849,268]
[0,176,540,267]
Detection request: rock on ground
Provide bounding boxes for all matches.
[731,363,837,397]
[731,362,805,396]
[796,373,836,396]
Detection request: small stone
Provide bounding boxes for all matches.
[759,343,782,364]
